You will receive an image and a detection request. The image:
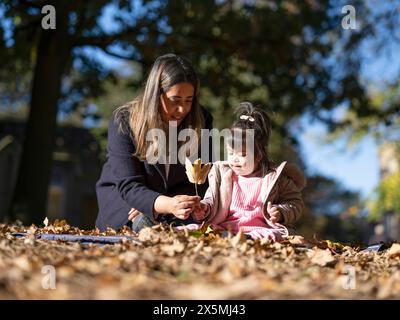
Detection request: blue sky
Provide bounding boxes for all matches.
[297,118,380,198]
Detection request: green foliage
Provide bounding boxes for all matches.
[370,172,400,221]
[326,86,400,147]
[2,0,384,132]
[188,224,214,238]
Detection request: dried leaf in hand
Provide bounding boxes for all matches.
[185,158,211,185]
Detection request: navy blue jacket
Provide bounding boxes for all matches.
[95,107,213,231]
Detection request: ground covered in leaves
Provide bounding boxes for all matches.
[0,221,399,299]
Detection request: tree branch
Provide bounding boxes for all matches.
[101,47,142,63]
[19,0,49,9]
[72,19,154,48]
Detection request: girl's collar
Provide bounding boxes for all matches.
[233,169,262,178]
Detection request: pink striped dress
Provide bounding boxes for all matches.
[218,172,275,239]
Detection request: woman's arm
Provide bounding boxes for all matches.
[107,114,200,220]
[106,107,213,221]
[106,115,161,218]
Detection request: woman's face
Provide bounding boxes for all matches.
[160,82,194,126]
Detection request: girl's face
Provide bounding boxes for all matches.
[227,145,259,176]
[160,82,194,126]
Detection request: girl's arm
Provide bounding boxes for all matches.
[274,175,304,226]
[191,165,217,222]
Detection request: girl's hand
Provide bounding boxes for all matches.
[192,202,209,221]
[168,195,200,220]
[128,208,143,221]
[267,202,282,223]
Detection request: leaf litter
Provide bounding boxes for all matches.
[0,221,399,299]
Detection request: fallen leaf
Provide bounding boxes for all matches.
[1,221,400,299]
[307,248,336,267]
[161,240,185,256]
[387,243,400,258]
[325,239,344,252]
[193,240,204,253]
[138,227,160,244]
[230,231,245,247]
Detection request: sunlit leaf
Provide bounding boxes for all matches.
[185,158,211,185]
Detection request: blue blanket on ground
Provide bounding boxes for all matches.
[12,232,141,245]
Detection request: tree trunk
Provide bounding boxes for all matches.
[10,4,71,224]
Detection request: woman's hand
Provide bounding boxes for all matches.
[128,208,143,221]
[168,195,200,220]
[154,195,200,220]
[267,201,282,223]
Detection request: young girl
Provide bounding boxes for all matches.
[192,102,306,241]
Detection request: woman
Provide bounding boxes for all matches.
[95,54,213,232]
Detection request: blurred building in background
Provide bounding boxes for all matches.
[372,141,400,242]
[379,142,400,179]
[0,120,101,229]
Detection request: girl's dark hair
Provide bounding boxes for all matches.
[227,102,272,175]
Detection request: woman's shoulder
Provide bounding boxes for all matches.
[107,104,136,148]
[111,105,131,133]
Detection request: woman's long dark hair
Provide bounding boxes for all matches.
[115,53,204,160]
